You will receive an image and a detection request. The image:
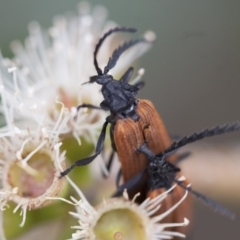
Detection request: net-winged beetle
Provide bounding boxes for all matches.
[114,122,240,234]
[60,27,176,193]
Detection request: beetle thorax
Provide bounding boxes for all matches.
[101,78,139,120]
[96,74,112,85]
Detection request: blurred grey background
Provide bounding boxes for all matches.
[0,0,240,240]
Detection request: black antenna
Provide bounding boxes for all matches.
[159,122,240,157]
[104,38,149,74]
[174,179,235,220]
[93,27,137,76]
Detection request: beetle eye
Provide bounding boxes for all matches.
[89,75,99,83]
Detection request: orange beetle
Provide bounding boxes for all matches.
[59,27,192,235]
[117,123,239,237]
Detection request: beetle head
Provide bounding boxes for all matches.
[89,74,113,85]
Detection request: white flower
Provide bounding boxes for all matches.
[0,127,66,231]
[68,184,189,240]
[0,2,156,239]
[0,76,68,239]
[0,125,66,239]
[0,2,154,145]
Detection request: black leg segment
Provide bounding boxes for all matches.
[60,120,109,177]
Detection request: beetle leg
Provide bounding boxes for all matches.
[102,150,115,178]
[100,100,110,111]
[76,103,103,112]
[133,81,145,90]
[102,124,118,178]
[74,104,105,120]
[106,150,115,171]
[119,67,134,83]
[113,169,146,197]
[116,168,122,188]
[60,120,109,177]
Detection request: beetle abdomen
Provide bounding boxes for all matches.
[137,99,176,163]
[114,99,175,183]
[114,114,146,183]
[147,178,192,238]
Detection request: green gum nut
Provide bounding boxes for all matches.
[60,136,94,187]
